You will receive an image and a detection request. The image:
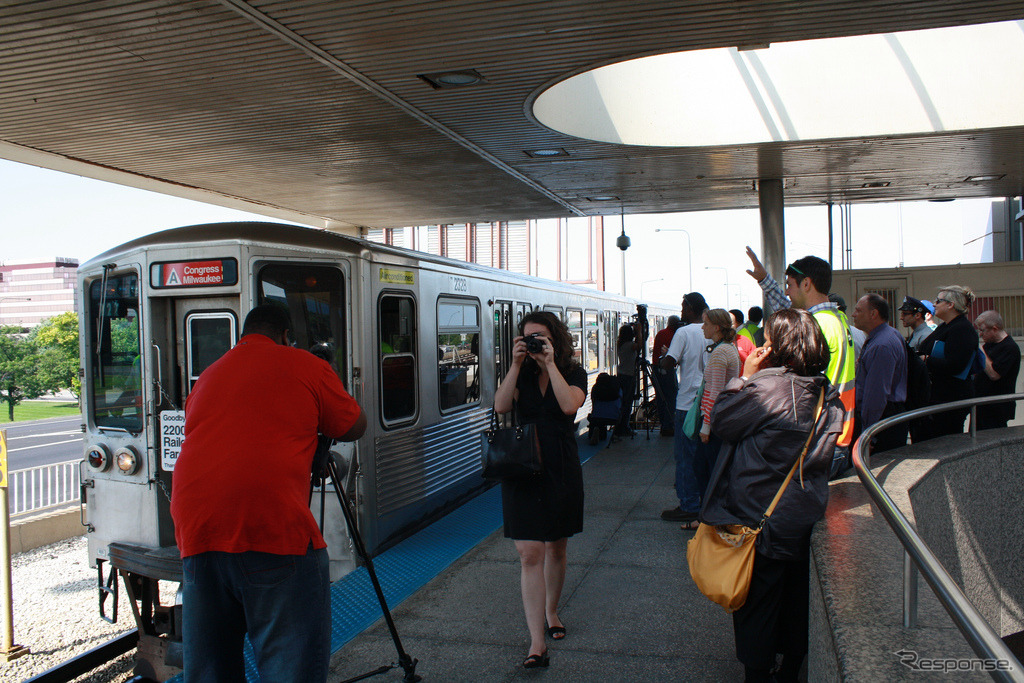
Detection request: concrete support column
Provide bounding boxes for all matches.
[758,178,786,312]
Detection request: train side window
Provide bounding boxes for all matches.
[379,294,417,425]
[257,264,348,380]
[437,297,480,411]
[185,312,237,391]
[584,310,600,372]
[88,272,143,432]
[543,305,563,322]
[604,310,617,370]
[566,308,583,366]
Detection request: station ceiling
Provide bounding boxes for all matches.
[2,1,1023,232]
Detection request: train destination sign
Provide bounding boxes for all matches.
[151,258,238,288]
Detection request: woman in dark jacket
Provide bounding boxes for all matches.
[494,311,587,668]
[703,309,844,683]
[918,284,979,439]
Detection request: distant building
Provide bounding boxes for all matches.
[0,258,78,328]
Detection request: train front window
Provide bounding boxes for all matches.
[257,265,347,381]
[437,298,480,412]
[89,273,143,431]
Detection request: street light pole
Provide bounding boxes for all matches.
[640,278,664,300]
[705,267,730,309]
[654,229,692,292]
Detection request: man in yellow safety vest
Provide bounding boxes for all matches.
[744,248,856,478]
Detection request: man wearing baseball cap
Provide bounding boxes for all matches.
[898,296,936,351]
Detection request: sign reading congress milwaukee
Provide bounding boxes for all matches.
[151,258,238,288]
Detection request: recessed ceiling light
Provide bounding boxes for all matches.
[964,174,1005,182]
[417,69,486,89]
[524,148,569,158]
[587,195,619,201]
[861,181,890,188]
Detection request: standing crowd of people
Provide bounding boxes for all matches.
[595,247,1020,680]
[168,249,1021,681]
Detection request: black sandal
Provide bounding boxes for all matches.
[523,650,550,668]
[546,625,566,640]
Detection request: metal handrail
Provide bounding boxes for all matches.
[853,393,1024,681]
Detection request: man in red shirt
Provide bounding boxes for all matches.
[652,315,682,436]
[171,304,366,682]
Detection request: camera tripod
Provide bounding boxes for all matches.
[624,304,665,440]
[311,441,420,683]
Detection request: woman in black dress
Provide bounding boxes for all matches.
[494,311,587,669]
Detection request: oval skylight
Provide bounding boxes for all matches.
[532,20,1024,147]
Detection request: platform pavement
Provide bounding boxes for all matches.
[327,431,744,682]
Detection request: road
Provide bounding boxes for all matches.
[2,416,84,470]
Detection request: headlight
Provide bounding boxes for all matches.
[114,446,142,475]
[86,444,112,472]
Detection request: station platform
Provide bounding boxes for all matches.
[324,430,743,682]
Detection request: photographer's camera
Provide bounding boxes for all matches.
[525,333,545,354]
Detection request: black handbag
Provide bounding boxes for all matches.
[480,407,542,481]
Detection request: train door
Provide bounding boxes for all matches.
[254,262,356,578]
[174,301,239,397]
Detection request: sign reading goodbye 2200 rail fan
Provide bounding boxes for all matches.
[151,258,238,288]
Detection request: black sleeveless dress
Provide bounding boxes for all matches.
[501,365,588,541]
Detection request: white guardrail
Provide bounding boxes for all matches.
[7,460,80,518]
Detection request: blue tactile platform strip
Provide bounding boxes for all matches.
[172,437,602,682]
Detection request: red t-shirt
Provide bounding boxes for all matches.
[171,334,362,558]
[734,334,755,365]
[652,326,677,366]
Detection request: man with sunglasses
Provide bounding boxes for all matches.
[744,248,856,477]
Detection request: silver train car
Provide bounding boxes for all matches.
[77,221,672,674]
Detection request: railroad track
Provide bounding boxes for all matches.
[24,629,138,683]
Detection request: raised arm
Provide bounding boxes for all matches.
[494,336,527,414]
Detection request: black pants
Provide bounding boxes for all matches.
[733,550,809,679]
[615,373,635,434]
[916,405,969,442]
[976,403,1012,431]
[872,401,909,453]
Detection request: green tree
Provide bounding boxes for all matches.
[0,326,58,421]
[32,312,81,398]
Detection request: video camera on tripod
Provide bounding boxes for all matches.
[626,303,667,438]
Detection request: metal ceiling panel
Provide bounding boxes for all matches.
[1,0,1022,229]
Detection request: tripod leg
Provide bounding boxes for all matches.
[325,455,420,683]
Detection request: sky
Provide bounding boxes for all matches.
[0,158,1001,315]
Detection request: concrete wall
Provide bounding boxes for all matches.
[909,431,1024,639]
[809,428,1023,680]
[9,508,84,554]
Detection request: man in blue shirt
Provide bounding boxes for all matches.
[851,293,909,453]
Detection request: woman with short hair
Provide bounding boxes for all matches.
[494,311,587,668]
[918,284,979,439]
[702,309,845,682]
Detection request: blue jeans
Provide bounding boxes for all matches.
[673,409,701,512]
[693,432,723,501]
[182,544,331,683]
[654,368,678,432]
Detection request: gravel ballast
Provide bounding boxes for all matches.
[5,535,151,682]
